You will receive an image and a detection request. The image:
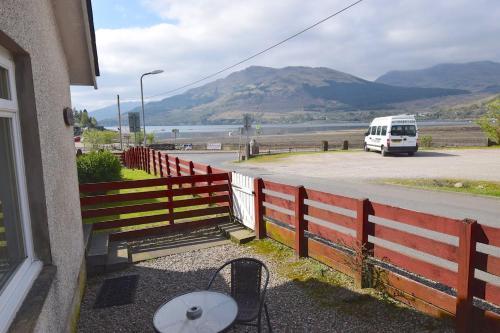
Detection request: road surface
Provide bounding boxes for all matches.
[169,150,500,228]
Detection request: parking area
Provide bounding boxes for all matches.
[244,149,500,181]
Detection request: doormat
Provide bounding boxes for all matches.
[94,275,139,308]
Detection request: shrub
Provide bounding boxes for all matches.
[476,98,500,144]
[146,133,155,145]
[420,135,433,148]
[77,151,122,184]
[82,129,118,150]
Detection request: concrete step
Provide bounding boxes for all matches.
[217,222,255,244]
[86,232,109,267]
[83,224,93,255]
[106,241,130,272]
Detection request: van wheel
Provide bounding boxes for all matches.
[381,146,387,156]
[364,143,370,152]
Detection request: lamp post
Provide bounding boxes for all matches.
[140,69,164,146]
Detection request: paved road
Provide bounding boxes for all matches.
[170,150,500,228]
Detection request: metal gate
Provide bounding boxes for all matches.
[231,172,255,229]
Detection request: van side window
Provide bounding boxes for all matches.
[381,126,387,135]
[371,126,376,135]
[376,126,381,135]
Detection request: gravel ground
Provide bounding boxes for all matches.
[78,242,453,333]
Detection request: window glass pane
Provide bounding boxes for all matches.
[391,125,403,136]
[0,118,26,291]
[404,125,416,137]
[381,126,387,135]
[371,127,376,135]
[0,66,10,100]
[376,126,381,135]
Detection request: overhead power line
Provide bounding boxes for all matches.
[144,0,364,101]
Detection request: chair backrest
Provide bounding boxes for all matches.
[231,258,264,301]
[208,258,269,304]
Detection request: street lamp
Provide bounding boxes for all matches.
[140,69,164,146]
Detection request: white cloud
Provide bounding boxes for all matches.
[72,0,500,111]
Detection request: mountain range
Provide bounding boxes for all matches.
[90,101,140,121]
[95,61,500,125]
[376,61,500,92]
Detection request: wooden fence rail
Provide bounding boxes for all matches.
[118,147,499,332]
[80,172,231,241]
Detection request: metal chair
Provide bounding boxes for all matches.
[207,258,272,332]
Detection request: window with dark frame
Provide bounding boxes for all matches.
[381,126,387,136]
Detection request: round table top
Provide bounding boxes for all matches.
[153,291,238,333]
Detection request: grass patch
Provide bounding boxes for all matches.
[420,145,500,151]
[245,238,451,328]
[236,149,362,163]
[121,168,156,181]
[247,239,353,307]
[383,178,500,198]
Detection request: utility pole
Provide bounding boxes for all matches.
[117,94,123,150]
[238,127,242,162]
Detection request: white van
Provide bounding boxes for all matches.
[364,115,418,156]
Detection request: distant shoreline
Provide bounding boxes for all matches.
[130,123,486,150]
[106,120,472,138]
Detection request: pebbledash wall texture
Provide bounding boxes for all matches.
[0,1,96,332]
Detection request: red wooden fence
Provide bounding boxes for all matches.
[119,147,499,332]
[253,177,500,332]
[80,172,231,241]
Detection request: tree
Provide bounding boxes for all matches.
[146,133,155,145]
[476,98,500,144]
[74,108,98,128]
[81,109,90,127]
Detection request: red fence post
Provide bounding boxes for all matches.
[137,147,140,169]
[165,154,171,176]
[132,147,135,168]
[166,176,174,225]
[140,147,144,170]
[253,178,265,239]
[355,198,371,289]
[175,157,181,177]
[227,172,234,219]
[456,219,477,333]
[152,149,157,176]
[175,157,181,188]
[147,148,151,174]
[206,165,213,195]
[189,161,195,187]
[294,185,307,257]
[136,147,140,169]
[158,152,163,177]
[135,147,139,169]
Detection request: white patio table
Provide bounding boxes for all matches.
[153,290,238,333]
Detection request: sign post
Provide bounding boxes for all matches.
[128,112,141,145]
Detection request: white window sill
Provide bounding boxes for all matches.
[0,259,43,333]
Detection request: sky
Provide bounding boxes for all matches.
[71,0,500,111]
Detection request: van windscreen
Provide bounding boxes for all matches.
[391,125,416,137]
